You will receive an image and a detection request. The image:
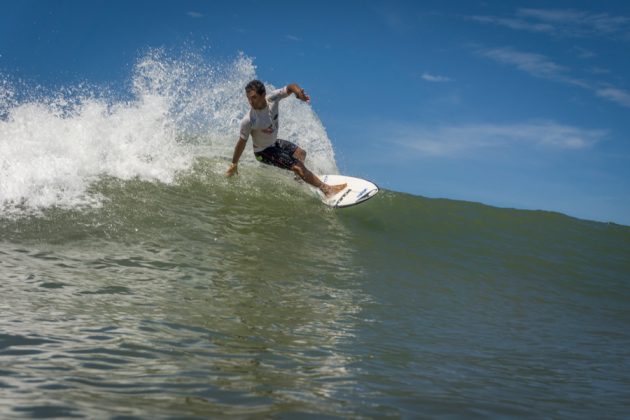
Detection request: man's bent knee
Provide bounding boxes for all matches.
[291,163,305,178]
[294,148,306,161]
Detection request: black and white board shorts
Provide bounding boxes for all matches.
[254,139,300,170]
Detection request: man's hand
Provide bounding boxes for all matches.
[296,88,310,104]
[287,83,311,104]
[228,139,247,177]
[226,163,238,177]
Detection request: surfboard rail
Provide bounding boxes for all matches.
[317,174,379,208]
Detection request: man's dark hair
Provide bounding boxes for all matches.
[245,80,266,95]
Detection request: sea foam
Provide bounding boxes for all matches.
[0,50,338,217]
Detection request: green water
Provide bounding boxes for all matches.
[1,165,629,418]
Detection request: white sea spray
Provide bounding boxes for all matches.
[0,50,338,217]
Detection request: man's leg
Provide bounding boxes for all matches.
[293,147,306,163]
[291,147,307,181]
[291,162,346,198]
[257,141,346,197]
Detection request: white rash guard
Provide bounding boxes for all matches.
[239,87,290,152]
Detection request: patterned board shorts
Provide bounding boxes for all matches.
[255,139,300,170]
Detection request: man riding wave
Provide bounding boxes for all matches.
[226,80,346,197]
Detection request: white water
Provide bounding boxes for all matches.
[0,50,338,217]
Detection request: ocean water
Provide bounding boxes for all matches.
[1,52,629,418]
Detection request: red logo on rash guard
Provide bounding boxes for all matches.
[262,124,274,134]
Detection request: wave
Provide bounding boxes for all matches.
[0,49,338,218]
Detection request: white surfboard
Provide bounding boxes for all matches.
[316,174,379,208]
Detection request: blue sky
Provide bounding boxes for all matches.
[2,0,630,224]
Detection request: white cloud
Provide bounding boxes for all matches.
[587,67,610,75]
[479,46,589,88]
[570,46,596,59]
[470,8,630,38]
[595,88,630,107]
[187,11,203,18]
[391,121,606,158]
[469,15,554,33]
[518,8,630,35]
[286,35,302,42]
[517,8,586,24]
[421,72,452,83]
[478,46,630,108]
[479,47,568,80]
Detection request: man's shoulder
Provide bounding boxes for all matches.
[267,87,289,102]
[240,110,252,125]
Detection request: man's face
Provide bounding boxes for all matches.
[246,90,267,110]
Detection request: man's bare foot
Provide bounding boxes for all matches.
[322,183,347,198]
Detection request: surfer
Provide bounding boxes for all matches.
[226,80,346,197]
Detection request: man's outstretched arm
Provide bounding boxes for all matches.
[226,138,247,176]
[286,83,310,103]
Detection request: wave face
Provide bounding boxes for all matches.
[0,50,338,217]
[1,53,629,418]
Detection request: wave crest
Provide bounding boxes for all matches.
[0,50,338,217]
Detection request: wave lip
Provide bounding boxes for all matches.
[1,95,189,215]
[0,50,338,217]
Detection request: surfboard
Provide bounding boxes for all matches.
[316,175,379,208]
